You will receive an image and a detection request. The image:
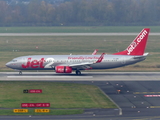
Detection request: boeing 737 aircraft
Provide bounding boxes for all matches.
[6,28,150,75]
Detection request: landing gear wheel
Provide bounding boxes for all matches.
[19,71,22,75]
[76,70,81,75]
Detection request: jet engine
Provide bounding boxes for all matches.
[55,66,72,73]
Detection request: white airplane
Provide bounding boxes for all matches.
[6,28,150,75]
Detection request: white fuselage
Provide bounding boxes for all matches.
[6,54,146,71]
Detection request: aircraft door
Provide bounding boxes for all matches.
[20,57,27,68]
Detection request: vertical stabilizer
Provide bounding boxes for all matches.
[113,28,150,55]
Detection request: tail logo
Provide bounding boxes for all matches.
[127,30,148,55]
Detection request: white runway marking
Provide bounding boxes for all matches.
[6,75,93,81]
[7,76,93,79]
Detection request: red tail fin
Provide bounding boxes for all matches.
[113,28,150,55]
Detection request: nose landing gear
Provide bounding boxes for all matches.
[19,71,22,75]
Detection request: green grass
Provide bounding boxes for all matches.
[0,26,160,33]
[0,109,83,115]
[0,82,116,109]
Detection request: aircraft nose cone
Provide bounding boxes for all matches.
[6,62,11,68]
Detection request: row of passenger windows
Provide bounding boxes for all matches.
[11,59,119,63]
[45,59,118,62]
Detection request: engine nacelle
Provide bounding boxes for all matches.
[55,66,72,73]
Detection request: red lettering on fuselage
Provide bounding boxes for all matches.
[22,58,45,68]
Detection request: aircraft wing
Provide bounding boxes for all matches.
[69,53,105,69]
[69,62,93,67]
[56,53,105,70]
[69,62,94,70]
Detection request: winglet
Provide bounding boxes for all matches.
[95,53,105,63]
[113,28,150,55]
[92,49,98,55]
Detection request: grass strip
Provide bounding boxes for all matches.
[0,26,160,33]
[0,82,117,109]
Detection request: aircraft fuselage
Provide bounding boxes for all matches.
[6,54,146,70]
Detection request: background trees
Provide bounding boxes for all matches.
[1,0,160,26]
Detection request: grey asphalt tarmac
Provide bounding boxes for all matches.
[1,72,160,120]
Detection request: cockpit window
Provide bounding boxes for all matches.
[12,60,17,62]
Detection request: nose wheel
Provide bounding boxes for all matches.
[19,71,22,75]
[75,70,81,75]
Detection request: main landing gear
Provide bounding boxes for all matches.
[75,70,81,75]
[19,71,22,75]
